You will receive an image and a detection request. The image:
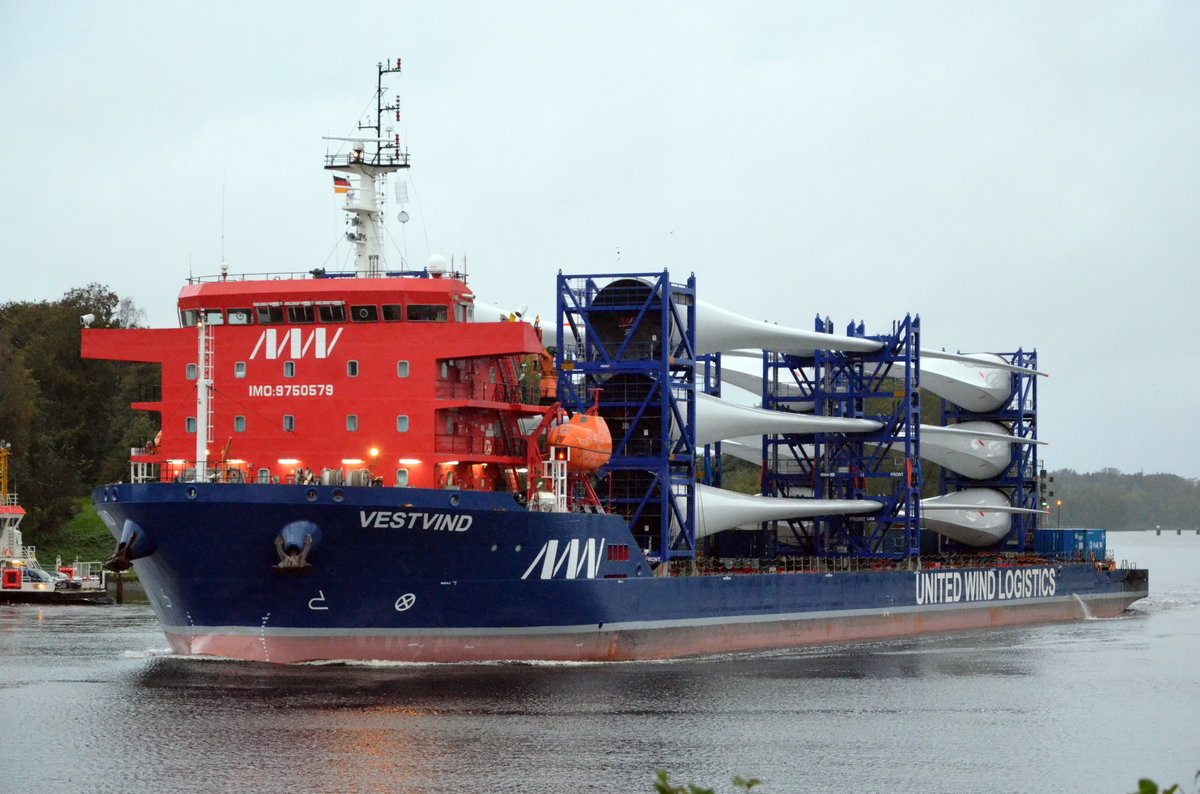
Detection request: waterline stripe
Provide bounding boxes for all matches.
[160,590,1146,639]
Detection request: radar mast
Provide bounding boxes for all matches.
[323,59,410,277]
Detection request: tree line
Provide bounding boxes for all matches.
[0,284,159,545]
[1049,468,1200,531]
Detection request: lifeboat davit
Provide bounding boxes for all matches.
[546,413,613,473]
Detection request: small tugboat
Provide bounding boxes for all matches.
[0,442,111,605]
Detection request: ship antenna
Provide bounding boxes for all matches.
[220,171,228,280]
[322,58,410,278]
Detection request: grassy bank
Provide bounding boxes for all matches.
[30,498,115,567]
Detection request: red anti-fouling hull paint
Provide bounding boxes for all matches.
[165,592,1144,664]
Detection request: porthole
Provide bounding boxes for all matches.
[305,488,318,502]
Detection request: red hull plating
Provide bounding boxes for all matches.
[163,592,1143,664]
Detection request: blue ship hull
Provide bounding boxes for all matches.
[94,483,1149,663]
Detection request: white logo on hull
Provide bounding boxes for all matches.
[250,327,343,360]
[915,567,1057,605]
[521,538,606,580]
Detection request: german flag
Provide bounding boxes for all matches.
[332,175,351,194]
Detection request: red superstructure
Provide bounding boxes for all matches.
[83,270,548,492]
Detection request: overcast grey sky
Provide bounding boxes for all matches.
[2,1,1198,477]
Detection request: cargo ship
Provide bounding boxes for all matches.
[82,61,1147,663]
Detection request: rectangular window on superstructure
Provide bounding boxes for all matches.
[234,361,246,378]
[287,305,315,323]
[397,361,409,377]
[396,415,409,432]
[234,416,246,432]
[347,360,359,377]
[346,415,358,432]
[186,363,197,380]
[185,416,197,433]
[179,309,199,327]
[283,415,295,431]
[350,305,378,322]
[227,308,253,325]
[257,468,270,484]
[381,304,404,322]
[257,306,284,324]
[203,309,224,325]
[407,304,448,322]
[284,361,295,377]
[318,304,346,323]
[395,468,409,487]
[454,303,466,322]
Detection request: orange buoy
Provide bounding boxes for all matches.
[546,413,612,473]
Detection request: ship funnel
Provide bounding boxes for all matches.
[694,484,878,539]
[696,392,881,446]
[918,488,1044,547]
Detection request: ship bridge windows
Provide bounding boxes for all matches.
[381,304,404,322]
[286,305,315,324]
[256,305,285,324]
[227,308,253,325]
[350,305,378,322]
[179,309,199,327]
[202,309,224,325]
[318,304,346,323]
[408,304,449,322]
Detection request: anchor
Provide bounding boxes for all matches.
[104,520,154,572]
[273,520,321,574]
[104,536,135,572]
[273,533,314,574]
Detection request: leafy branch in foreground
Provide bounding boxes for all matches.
[1133,770,1200,794]
[654,770,762,793]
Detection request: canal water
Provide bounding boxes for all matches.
[1,530,1196,793]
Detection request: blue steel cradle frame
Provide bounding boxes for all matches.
[938,349,1040,552]
[556,271,698,563]
[762,315,922,558]
[698,351,722,488]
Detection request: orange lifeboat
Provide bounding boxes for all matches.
[546,413,612,473]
